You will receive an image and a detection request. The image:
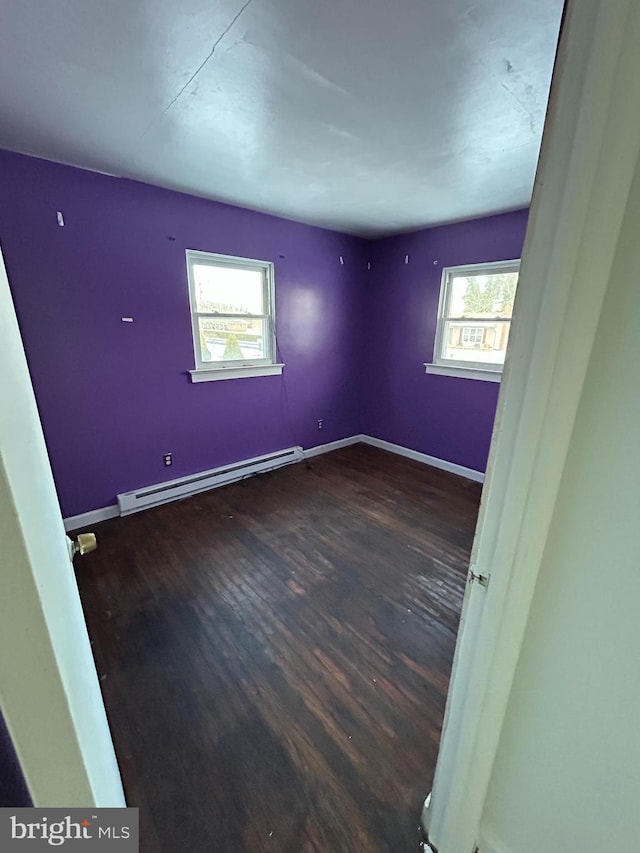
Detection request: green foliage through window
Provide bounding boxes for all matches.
[462,273,517,316]
[222,333,244,360]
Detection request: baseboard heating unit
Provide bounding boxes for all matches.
[117,446,304,516]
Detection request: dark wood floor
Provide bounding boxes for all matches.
[75,444,482,853]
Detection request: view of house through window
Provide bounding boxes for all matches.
[186,250,276,371]
[435,260,520,373]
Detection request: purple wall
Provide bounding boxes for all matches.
[0,149,528,517]
[0,150,368,517]
[363,210,529,473]
[0,709,31,807]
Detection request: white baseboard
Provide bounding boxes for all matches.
[302,435,362,458]
[360,435,485,483]
[63,436,483,529]
[63,504,119,532]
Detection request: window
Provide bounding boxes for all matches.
[461,327,484,346]
[426,259,520,381]
[185,250,282,382]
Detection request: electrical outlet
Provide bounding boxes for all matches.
[163,453,172,467]
[317,419,324,430]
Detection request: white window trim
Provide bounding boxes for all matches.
[189,363,284,383]
[424,363,502,383]
[185,249,281,383]
[427,258,520,381]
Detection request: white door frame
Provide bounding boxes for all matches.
[0,245,124,807]
[423,1,640,850]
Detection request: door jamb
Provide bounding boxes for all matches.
[423,1,640,850]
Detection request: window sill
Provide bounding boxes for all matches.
[424,363,502,383]
[189,363,284,383]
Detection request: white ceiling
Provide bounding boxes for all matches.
[0,0,563,237]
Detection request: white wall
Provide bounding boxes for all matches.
[0,245,124,806]
[478,155,640,853]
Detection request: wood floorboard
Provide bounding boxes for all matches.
[74,443,482,852]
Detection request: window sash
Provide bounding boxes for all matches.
[190,260,268,304]
[434,260,520,373]
[442,315,511,323]
[193,312,269,320]
[438,319,512,371]
[186,250,276,371]
[441,262,519,316]
[192,315,274,368]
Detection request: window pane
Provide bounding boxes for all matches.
[198,317,269,363]
[192,263,264,314]
[447,271,519,319]
[442,320,511,366]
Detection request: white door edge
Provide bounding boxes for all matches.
[425,1,640,850]
[0,246,124,808]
